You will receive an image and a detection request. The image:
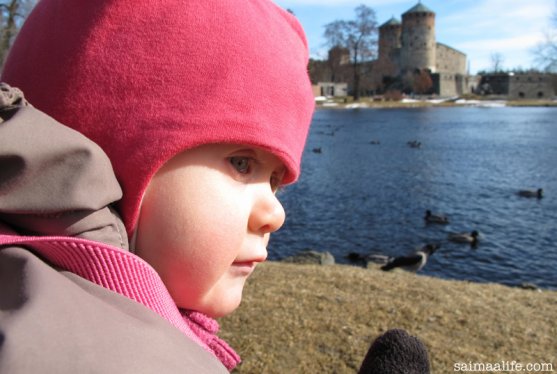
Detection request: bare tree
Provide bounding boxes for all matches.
[323,4,378,100]
[533,0,557,72]
[490,52,504,72]
[1,0,36,67]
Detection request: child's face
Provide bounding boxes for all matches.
[134,144,286,317]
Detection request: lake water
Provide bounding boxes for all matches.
[269,106,557,290]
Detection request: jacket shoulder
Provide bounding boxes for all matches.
[0,247,228,373]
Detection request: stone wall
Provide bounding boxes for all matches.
[478,73,556,99]
[508,74,556,100]
[436,43,466,75]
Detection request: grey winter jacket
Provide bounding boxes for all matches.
[0,84,228,373]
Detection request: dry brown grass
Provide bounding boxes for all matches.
[220,262,557,373]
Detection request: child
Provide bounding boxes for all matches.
[0,0,314,372]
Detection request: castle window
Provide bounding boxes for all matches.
[538,91,544,98]
[518,92,525,98]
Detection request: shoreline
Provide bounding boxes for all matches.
[315,97,557,109]
[278,249,552,292]
[221,261,556,373]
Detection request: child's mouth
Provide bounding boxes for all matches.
[230,261,257,276]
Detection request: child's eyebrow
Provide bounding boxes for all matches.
[239,147,285,172]
[231,147,258,157]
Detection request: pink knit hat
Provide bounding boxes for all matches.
[2,0,315,235]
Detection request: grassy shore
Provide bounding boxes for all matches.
[220,261,556,373]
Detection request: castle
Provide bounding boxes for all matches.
[314,2,556,99]
[373,1,472,96]
[313,2,476,98]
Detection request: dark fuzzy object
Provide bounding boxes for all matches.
[358,329,430,374]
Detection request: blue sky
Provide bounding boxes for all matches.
[274,0,555,74]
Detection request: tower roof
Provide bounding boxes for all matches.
[380,16,401,28]
[403,2,434,15]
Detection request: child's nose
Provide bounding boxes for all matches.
[249,187,285,235]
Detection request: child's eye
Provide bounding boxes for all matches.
[269,173,284,193]
[229,156,251,174]
[270,174,281,193]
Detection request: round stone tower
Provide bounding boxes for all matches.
[379,17,401,62]
[378,17,402,77]
[400,2,436,72]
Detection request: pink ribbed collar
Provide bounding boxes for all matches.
[0,234,240,371]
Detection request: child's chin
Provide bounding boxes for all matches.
[206,303,241,319]
[204,291,244,318]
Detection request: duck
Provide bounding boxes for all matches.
[407,140,421,148]
[346,252,391,266]
[517,188,543,199]
[380,243,440,273]
[345,252,367,263]
[424,210,449,225]
[448,230,479,246]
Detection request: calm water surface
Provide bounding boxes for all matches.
[269,106,557,290]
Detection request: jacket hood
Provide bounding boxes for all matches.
[0,83,128,250]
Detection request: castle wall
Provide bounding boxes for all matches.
[477,73,556,99]
[508,74,556,99]
[436,43,466,75]
[400,12,436,72]
[478,74,510,95]
[434,73,476,97]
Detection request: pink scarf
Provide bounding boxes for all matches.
[0,234,240,371]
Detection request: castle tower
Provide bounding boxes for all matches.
[400,2,436,72]
[377,17,402,77]
[379,17,401,62]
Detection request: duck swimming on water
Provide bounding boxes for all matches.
[448,230,479,246]
[424,210,449,225]
[407,140,421,148]
[518,188,543,199]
